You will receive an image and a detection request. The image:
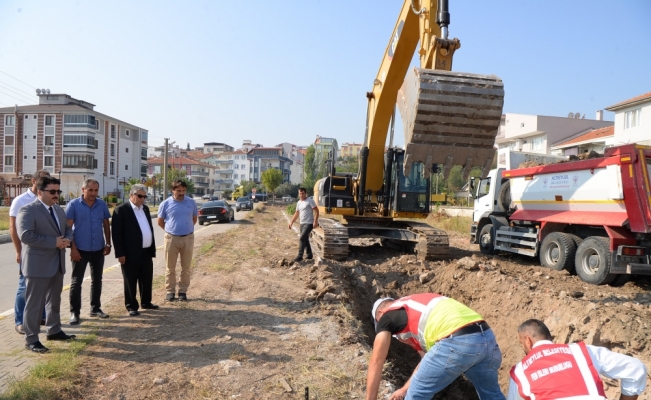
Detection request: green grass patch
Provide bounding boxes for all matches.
[199,242,214,255]
[207,263,236,273]
[286,204,296,215]
[1,333,97,400]
[152,275,166,290]
[427,214,472,236]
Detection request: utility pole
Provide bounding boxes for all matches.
[163,138,169,200]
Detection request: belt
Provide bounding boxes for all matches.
[449,321,490,338]
[167,232,193,237]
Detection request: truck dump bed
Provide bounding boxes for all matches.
[398,68,504,179]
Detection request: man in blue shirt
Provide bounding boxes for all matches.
[158,180,198,302]
[65,179,112,325]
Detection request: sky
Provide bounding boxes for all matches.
[0,0,649,150]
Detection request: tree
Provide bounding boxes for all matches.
[186,142,191,151]
[304,145,316,181]
[154,167,195,194]
[124,178,141,197]
[239,180,258,195]
[337,155,358,174]
[261,168,283,200]
[223,189,233,200]
[275,182,299,198]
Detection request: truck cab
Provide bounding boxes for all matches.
[470,168,505,244]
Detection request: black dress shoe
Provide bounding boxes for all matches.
[46,331,76,341]
[142,303,160,310]
[69,313,80,325]
[25,341,49,353]
[128,310,140,316]
[166,293,175,302]
[177,293,188,301]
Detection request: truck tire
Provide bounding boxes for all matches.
[497,180,511,212]
[608,274,630,287]
[563,233,583,274]
[539,232,576,271]
[479,224,499,255]
[574,237,616,285]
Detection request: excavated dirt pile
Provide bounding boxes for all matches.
[302,232,651,399]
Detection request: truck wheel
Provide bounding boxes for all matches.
[199,220,204,226]
[539,232,576,271]
[479,224,499,255]
[497,180,511,212]
[574,237,616,285]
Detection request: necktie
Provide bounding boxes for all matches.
[49,207,62,235]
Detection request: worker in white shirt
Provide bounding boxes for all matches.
[508,319,646,400]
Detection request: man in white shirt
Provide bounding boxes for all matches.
[111,184,158,316]
[9,170,50,334]
[508,319,646,400]
[288,187,319,263]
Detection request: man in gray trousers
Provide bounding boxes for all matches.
[17,176,76,353]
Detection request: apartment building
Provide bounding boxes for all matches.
[0,93,148,200]
[276,142,304,184]
[550,126,614,156]
[147,157,215,197]
[198,150,251,198]
[494,113,612,155]
[606,91,651,146]
[340,142,363,158]
[247,147,292,183]
[203,142,234,154]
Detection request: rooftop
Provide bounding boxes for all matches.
[551,126,614,149]
[606,91,651,111]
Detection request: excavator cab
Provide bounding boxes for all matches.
[390,150,431,215]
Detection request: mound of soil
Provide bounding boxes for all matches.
[65,206,651,399]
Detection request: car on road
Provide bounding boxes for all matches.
[282,195,293,202]
[235,196,253,212]
[198,200,234,225]
[201,194,211,200]
[209,196,219,201]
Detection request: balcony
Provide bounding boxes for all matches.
[215,179,233,184]
[194,182,209,187]
[190,171,210,176]
[215,169,233,174]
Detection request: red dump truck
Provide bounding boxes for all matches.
[470,144,651,286]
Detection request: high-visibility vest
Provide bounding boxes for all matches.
[384,293,482,352]
[510,342,606,400]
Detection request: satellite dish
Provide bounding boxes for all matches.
[46,89,51,94]
[575,112,581,119]
[36,89,41,95]
[567,112,573,118]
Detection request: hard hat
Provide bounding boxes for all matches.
[371,297,394,328]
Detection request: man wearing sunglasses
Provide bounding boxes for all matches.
[17,176,75,353]
[65,178,112,325]
[112,184,158,316]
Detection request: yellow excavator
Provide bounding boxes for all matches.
[312,0,504,260]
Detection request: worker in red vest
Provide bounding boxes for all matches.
[366,293,505,400]
[508,319,647,400]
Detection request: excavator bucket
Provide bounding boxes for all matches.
[398,68,504,180]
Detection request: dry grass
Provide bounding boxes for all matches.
[0,208,9,230]
[426,214,472,236]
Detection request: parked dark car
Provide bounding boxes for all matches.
[209,196,219,201]
[198,200,234,225]
[251,193,268,202]
[235,196,253,212]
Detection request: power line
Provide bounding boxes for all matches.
[0,70,37,89]
[0,83,35,103]
[0,90,31,105]
[0,79,37,98]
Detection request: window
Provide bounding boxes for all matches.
[32,156,36,159]
[93,159,98,169]
[110,125,116,139]
[5,115,14,126]
[625,109,641,129]
[5,156,13,165]
[125,165,129,171]
[45,116,54,126]
[234,164,239,169]
[63,134,96,148]
[44,136,54,145]
[126,129,130,137]
[110,162,115,175]
[476,177,491,198]
[126,147,129,153]
[531,136,544,151]
[63,155,95,169]
[33,135,36,139]
[64,114,96,128]
[46,95,59,100]
[24,155,27,159]
[5,136,14,145]
[110,144,115,157]
[44,156,53,166]
[95,140,98,149]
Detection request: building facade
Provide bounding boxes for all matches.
[247,147,292,184]
[203,142,234,154]
[494,113,612,155]
[147,157,215,197]
[0,93,148,201]
[606,91,651,146]
[340,142,363,159]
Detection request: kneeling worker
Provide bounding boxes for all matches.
[508,319,647,400]
[367,293,505,400]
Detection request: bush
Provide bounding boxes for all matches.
[110,196,118,203]
[286,204,296,215]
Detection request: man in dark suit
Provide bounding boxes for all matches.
[112,184,158,316]
[17,176,76,353]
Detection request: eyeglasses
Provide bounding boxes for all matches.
[135,194,148,199]
[44,190,63,195]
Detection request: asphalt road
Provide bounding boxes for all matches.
[0,198,240,319]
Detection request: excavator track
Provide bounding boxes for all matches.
[402,221,450,261]
[310,218,349,260]
[311,219,449,262]
[398,68,505,178]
